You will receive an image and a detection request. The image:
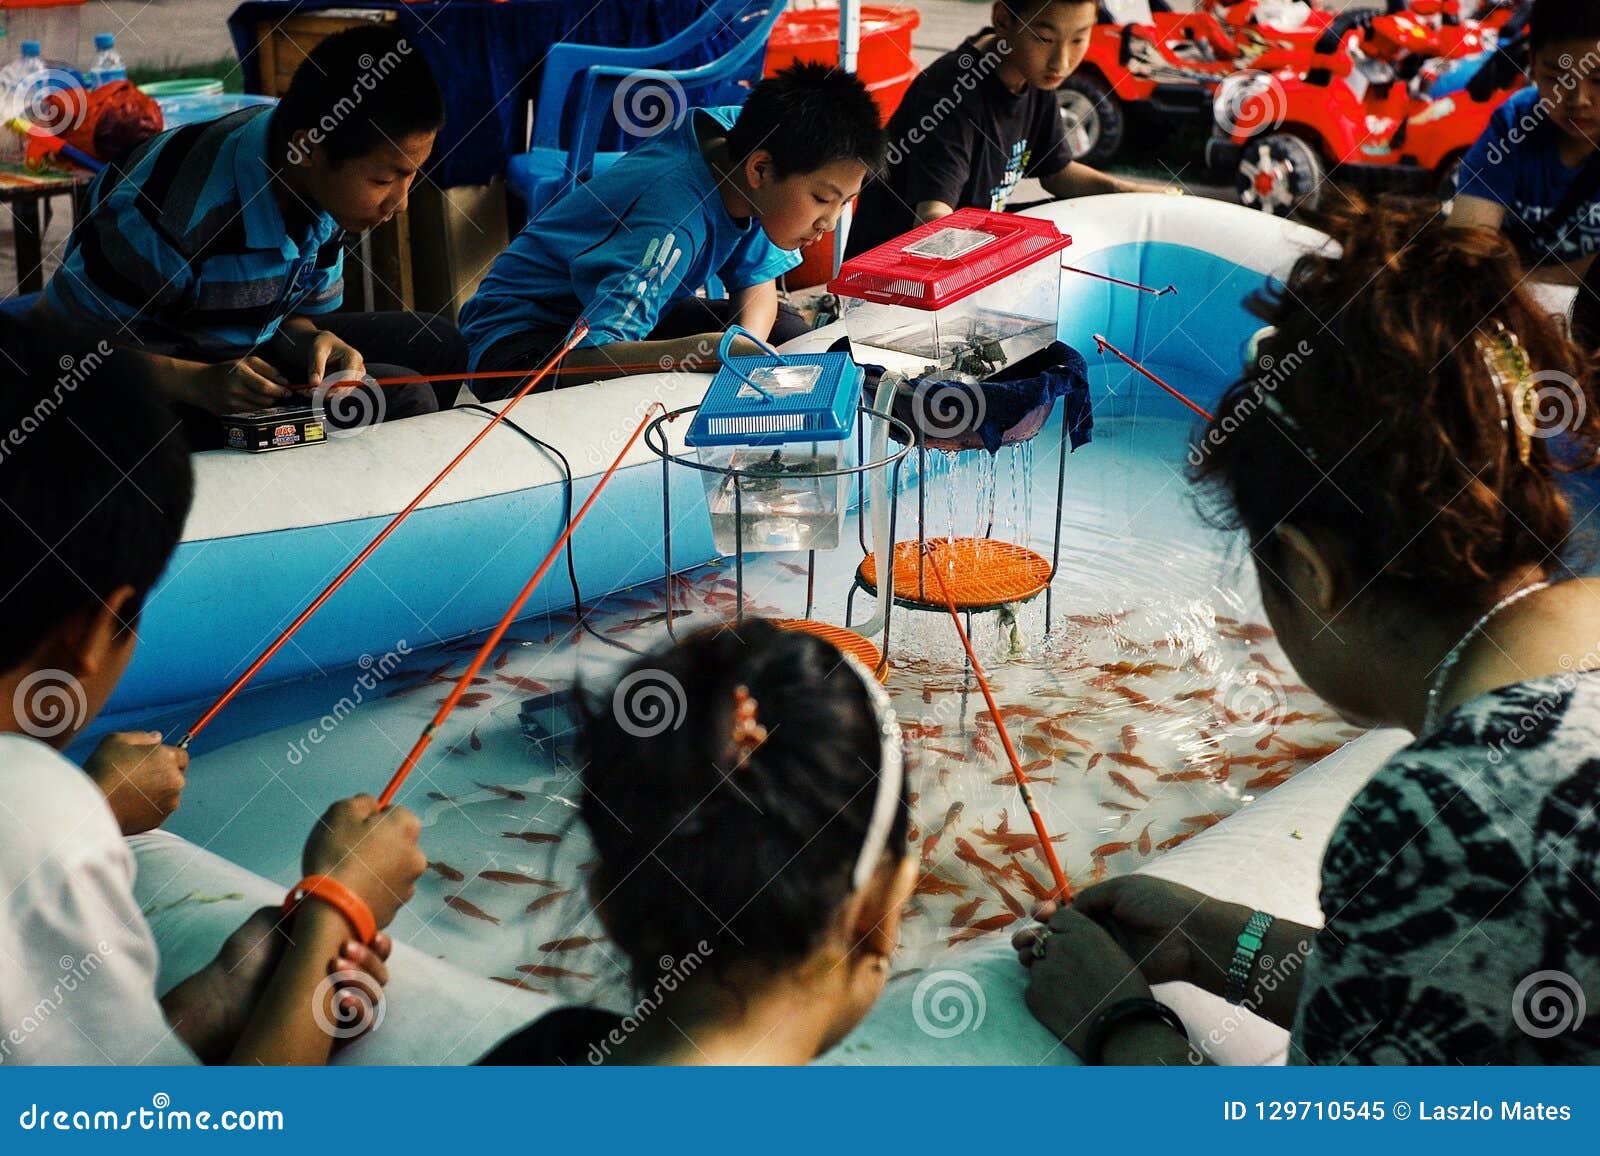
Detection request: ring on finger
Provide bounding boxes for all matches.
[1031,928,1054,961]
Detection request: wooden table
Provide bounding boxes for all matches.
[1,165,93,296]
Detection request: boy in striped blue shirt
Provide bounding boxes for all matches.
[44,24,465,441]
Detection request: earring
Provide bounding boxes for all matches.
[872,956,889,974]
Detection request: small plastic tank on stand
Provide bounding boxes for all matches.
[645,328,915,677]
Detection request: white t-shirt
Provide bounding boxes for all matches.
[0,733,196,1064]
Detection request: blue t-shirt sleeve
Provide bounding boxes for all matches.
[295,245,345,316]
[719,228,802,292]
[571,214,706,346]
[1456,101,1521,207]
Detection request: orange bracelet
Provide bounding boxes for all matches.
[283,874,378,946]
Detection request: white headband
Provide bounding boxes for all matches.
[839,652,906,891]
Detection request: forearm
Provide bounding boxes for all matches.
[730,283,778,341]
[225,905,350,1066]
[270,315,321,366]
[1042,163,1148,199]
[913,199,956,227]
[1186,903,1318,1030]
[1101,1017,1206,1066]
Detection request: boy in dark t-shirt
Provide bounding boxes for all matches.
[847,0,1165,257]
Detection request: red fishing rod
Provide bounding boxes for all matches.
[922,543,1073,903]
[177,322,591,750]
[293,359,726,393]
[1092,334,1216,423]
[1061,264,1177,297]
[376,402,667,808]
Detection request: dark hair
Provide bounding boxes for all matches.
[1190,197,1600,613]
[0,317,193,672]
[999,0,1099,19]
[578,620,909,991]
[1530,0,1600,51]
[727,62,886,177]
[273,23,444,167]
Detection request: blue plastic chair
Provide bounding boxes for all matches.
[507,0,788,218]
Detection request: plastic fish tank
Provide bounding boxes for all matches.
[685,334,864,555]
[830,208,1071,376]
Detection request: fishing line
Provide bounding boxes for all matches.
[1061,264,1178,297]
[1092,334,1216,423]
[376,403,668,808]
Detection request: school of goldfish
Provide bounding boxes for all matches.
[349,549,1362,1007]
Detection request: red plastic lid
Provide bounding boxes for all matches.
[830,208,1071,310]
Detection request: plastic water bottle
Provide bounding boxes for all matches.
[0,40,48,162]
[88,34,126,89]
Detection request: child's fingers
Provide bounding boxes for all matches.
[242,356,289,386]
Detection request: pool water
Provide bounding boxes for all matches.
[131,410,1362,1011]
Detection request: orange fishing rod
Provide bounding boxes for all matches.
[922,543,1072,903]
[1092,334,1215,423]
[376,402,668,808]
[177,322,591,750]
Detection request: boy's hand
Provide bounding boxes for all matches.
[305,331,366,389]
[302,795,425,928]
[85,731,189,836]
[193,358,293,414]
[1022,906,1154,1058]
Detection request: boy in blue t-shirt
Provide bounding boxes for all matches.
[1453,0,1600,284]
[459,64,885,394]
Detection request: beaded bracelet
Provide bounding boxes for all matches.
[283,874,378,946]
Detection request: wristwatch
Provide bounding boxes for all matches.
[1224,910,1274,1006]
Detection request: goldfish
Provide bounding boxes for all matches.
[924,746,973,762]
[921,802,964,861]
[474,782,527,801]
[1099,800,1141,812]
[946,913,1018,945]
[977,705,1048,724]
[953,837,1012,882]
[950,897,986,927]
[1106,751,1158,772]
[1183,812,1226,828]
[1007,858,1058,903]
[1037,721,1091,750]
[971,732,997,760]
[491,976,549,993]
[1245,767,1295,790]
[1155,770,1210,782]
[1107,771,1151,801]
[1255,734,1273,751]
[445,896,500,924]
[1087,752,1103,771]
[1097,661,1175,678]
[1272,737,1344,761]
[986,876,1029,919]
[496,675,552,694]
[974,819,1067,858]
[427,860,465,882]
[1120,725,1139,753]
[502,831,561,844]
[1175,687,1219,703]
[425,791,455,803]
[1091,839,1133,857]
[516,963,597,981]
[1137,823,1152,856]
[1088,856,1111,885]
[1249,651,1287,675]
[992,773,1057,787]
[1110,685,1151,705]
[525,890,571,914]
[439,692,494,708]
[1225,623,1275,643]
[1155,831,1198,851]
[914,871,967,897]
[479,870,558,886]
[539,936,604,953]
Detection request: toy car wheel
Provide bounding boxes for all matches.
[1059,73,1125,166]
[1237,132,1324,216]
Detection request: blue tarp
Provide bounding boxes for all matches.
[227,0,760,188]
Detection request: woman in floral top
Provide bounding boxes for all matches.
[1014,200,1600,1065]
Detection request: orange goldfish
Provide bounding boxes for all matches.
[524,890,572,914]
[950,897,986,927]
[1137,823,1152,856]
[1091,839,1133,857]
[1107,751,1158,772]
[480,870,559,886]
[427,860,465,882]
[1120,725,1139,753]
[474,782,526,801]
[914,871,968,897]
[517,963,597,981]
[445,895,501,925]
[491,976,549,993]
[1107,770,1151,801]
[539,936,605,953]
[1156,830,1198,851]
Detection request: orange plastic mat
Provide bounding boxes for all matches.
[856,538,1053,610]
[771,619,888,681]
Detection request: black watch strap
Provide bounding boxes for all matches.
[1083,997,1188,1065]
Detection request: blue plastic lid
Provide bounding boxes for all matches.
[686,331,862,448]
[94,34,115,51]
[21,41,42,57]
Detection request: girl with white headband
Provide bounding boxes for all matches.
[481,620,913,1065]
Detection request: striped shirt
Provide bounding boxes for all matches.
[45,107,345,356]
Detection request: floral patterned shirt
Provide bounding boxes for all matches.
[1291,671,1600,1064]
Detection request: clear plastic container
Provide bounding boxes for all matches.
[698,442,851,554]
[0,0,83,62]
[0,38,45,162]
[87,32,124,87]
[830,208,1071,376]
